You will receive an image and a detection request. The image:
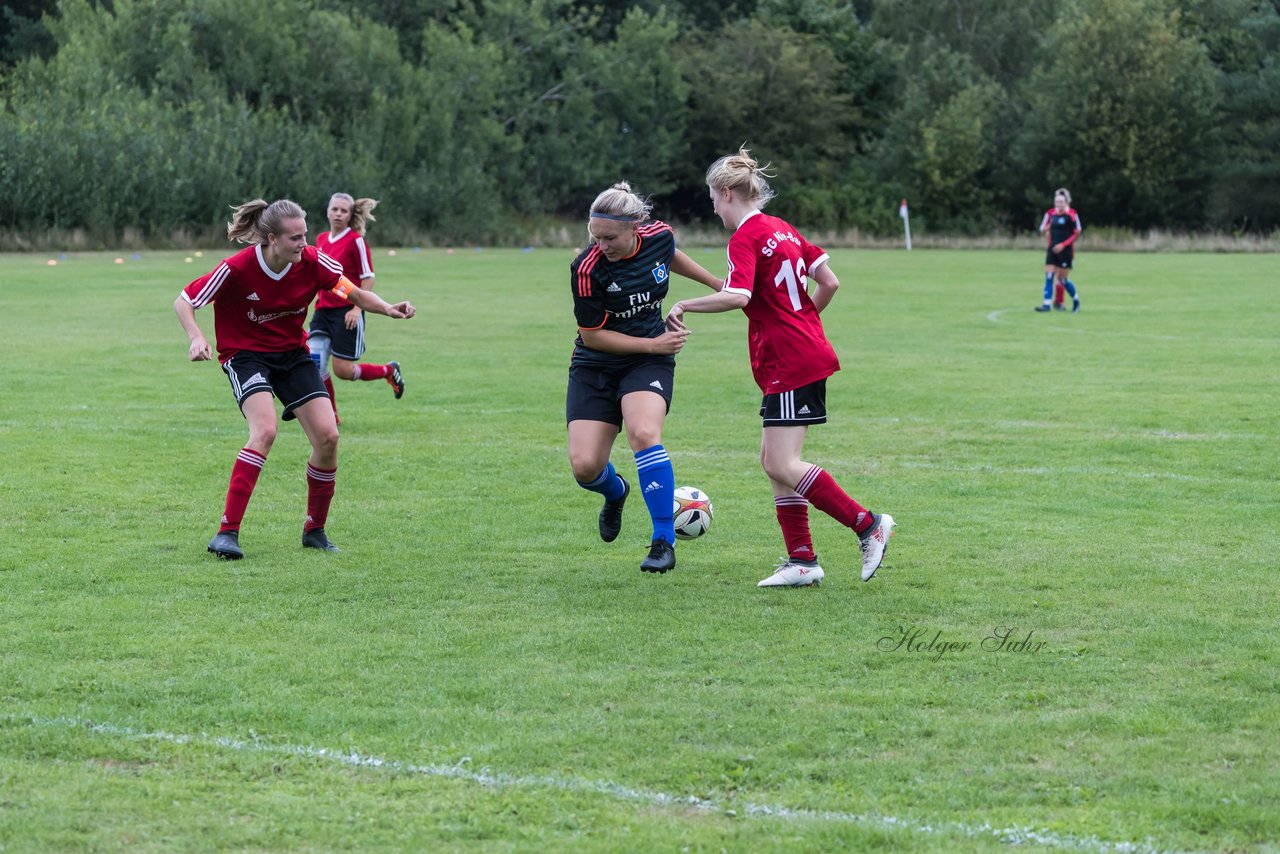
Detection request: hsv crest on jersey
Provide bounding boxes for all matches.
[651,263,669,283]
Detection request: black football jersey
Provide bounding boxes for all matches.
[569,221,676,367]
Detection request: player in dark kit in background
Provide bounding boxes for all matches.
[567,182,722,574]
[1036,188,1082,313]
[308,193,404,425]
[666,148,894,587]
[174,198,416,560]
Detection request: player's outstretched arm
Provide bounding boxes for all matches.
[665,290,750,330]
[670,249,723,291]
[347,286,415,319]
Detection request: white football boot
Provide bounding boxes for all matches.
[758,558,825,588]
[859,513,895,581]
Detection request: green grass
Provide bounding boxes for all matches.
[1,246,1277,852]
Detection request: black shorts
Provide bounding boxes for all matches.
[222,348,328,421]
[761,379,828,427]
[1046,247,1074,269]
[308,306,366,360]
[566,359,675,426]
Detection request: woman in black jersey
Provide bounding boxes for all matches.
[566,182,721,574]
[1036,188,1082,313]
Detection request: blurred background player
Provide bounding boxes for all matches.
[666,148,894,587]
[308,193,404,425]
[175,198,415,560]
[566,182,722,574]
[1036,188,1082,313]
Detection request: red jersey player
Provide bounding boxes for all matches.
[666,148,894,587]
[174,198,415,560]
[308,193,404,425]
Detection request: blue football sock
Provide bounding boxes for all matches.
[1063,280,1077,298]
[634,445,675,545]
[1043,273,1054,302]
[577,461,627,502]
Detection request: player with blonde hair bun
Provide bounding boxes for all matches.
[308,193,405,425]
[1036,187,1082,313]
[566,181,722,574]
[666,148,895,587]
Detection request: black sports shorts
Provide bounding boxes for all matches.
[761,379,828,427]
[308,305,366,360]
[566,359,675,426]
[1046,246,1074,269]
[222,348,328,421]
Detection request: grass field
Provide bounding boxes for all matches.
[1,245,1277,852]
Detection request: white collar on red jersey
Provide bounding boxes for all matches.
[736,209,763,229]
[254,243,292,281]
[327,227,351,242]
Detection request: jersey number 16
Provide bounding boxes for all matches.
[773,258,808,312]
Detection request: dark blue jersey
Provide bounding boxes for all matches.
[569,221,676,368]
[1040,207,1082,249]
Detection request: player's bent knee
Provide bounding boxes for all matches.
[313,429,339,457]
[570,458,606,484]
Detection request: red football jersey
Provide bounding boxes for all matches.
[721,210,840,393]
[314,227,374,309]
[182,244,346,362]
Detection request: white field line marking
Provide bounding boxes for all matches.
[12,714,1182,854]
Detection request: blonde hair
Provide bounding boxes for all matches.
[706,146,777,208]
[226,198,306,244]
[589,181,652,223]
[1054,187,1072,205]
[330,192,378,236]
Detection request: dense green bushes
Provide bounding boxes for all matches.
[2,0,1277,243]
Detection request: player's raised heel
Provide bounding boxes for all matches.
[208,530,243,560]
[599,477,629,543]
[859,513,895,582]
[387,361,405,399]
[302,527,341,552]
[640,538,675,573]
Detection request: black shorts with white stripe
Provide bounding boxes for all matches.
[760,379,828,427]
[308,305,366,361]
[222,348,329,422]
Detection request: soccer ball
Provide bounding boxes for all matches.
[672,486,713,540]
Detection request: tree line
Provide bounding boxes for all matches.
[2,0,1277,244]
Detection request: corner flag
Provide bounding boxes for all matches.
[899,199,912,251]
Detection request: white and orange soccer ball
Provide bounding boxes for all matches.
[672,486,713,540]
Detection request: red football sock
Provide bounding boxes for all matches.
[796,465,873,534]
[220,448,265,532]
[356,363,390,380]
[775,493,816,561]
[1054,282,1066,305]
[304,463,337,532]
